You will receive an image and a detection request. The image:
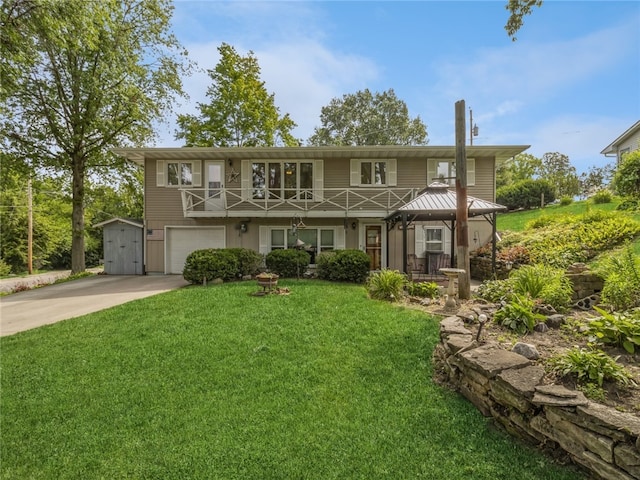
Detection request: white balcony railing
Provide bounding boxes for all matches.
[179,187,419,218]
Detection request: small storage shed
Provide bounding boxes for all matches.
[94,218,144,275]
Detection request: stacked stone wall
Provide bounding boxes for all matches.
[434,316,640,480]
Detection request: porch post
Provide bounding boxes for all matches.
[492,212,497,276]
[402,213,408,273]
[450,220,455,268]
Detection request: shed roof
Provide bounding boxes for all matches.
[93,217,143,228]
[384,182,507,221]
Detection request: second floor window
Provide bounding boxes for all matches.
[252,161,313,200]
[350,159,397,186]
[167,162,193,186]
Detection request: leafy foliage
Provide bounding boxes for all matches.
[307,88,428,146]
[2,0,189,273]
[496,178,555,210]
[501,210,640,269]
[559,196,573,206]
[496,153,543,189]
[0,258,11,276]
[549,347,636,388]
[590,190,612,205]
[509,264,573,310]
[613,149,640,199]
[265,249,310,278]
[183,249,239,284]
[406,281,440,298]
[600,245,640,311]
[580,164,614,198]
[505,0,543,40]
[366,270,406,302]
[316,249,371,283]
[493,294,545,334]
[475,279,514,303]
[175,43,298,147]
[540,152,581,199]
[226,248,262,277]
[585,307,640,354]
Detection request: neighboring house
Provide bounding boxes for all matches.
[601,120,640,164]
[113,145,528,274]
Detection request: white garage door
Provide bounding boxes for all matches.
[165,227,226,274]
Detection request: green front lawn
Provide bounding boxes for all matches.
[1,281,582,479]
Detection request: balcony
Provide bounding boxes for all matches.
[179,187,419,218]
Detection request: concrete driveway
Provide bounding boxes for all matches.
[0,274,189,337]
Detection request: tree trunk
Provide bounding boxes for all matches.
[71,155,86,274]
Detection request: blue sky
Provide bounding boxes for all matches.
[161,0,640,174]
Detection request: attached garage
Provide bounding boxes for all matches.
[94,218,144,275]
[165,226,226,274]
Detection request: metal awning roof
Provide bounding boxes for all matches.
[385,182,507,222]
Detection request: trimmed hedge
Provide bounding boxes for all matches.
[227,248,262,276]
[183,249,239,284]
[265,249,310,278]
[496,179,556,210]
[316,249,371,283]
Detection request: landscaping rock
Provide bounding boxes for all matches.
[511,342,540,360]
[546,314,565,329]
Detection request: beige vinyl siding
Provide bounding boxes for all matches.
[396,158,427,188]
[467,157,495,201]
[323,158,350,188]
[145,159,193,221]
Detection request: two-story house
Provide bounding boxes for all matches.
[113,145,528,275]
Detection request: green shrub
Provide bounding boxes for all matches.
[509,264,573,310]
[227,248,262,277]
[617,198,639,212]
[406,281,439,298]
[496,179,556,211]
[493,294,545,334]
[548,347,636,388]
[265,249,310,278]
[0,258,11,276]
[585,307,640,354]
[316,250,371,283]
[183,249,239,284]
[559,195,573,206]
[591,190,612,204]
[525,215,558,230]
[475,279,513,303]
[366,270,406,302]
[511,210,640,269]
[600,245,640,311]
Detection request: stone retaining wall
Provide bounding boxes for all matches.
[433,316,640,480]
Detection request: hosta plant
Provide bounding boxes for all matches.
[585,307,640,354]
[548,347,636,388]
[406,281,439,299]
[493,294,545,334]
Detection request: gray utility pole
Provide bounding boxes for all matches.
[455,100,471,299]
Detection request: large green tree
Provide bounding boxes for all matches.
[307,88,428,146]
[175,43,298,147]
[496,153,543,189]
[1,0,189,273]
[540,152,580,198]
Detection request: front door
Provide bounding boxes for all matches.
[205,161,225,211]
[365,225,382,270]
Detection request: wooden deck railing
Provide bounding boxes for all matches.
[179,187,419,218]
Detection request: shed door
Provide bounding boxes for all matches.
[165,227,225,274]
[104,224,143,275]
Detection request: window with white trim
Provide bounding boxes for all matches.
[350,159,397,186]
[167,161,194,186]
[427,159,475,186]
[263,227,343,264]
[156,160,202,187]
[423,227,444,252]
[252,161,314,200]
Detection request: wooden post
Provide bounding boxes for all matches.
[455,100,471,299]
